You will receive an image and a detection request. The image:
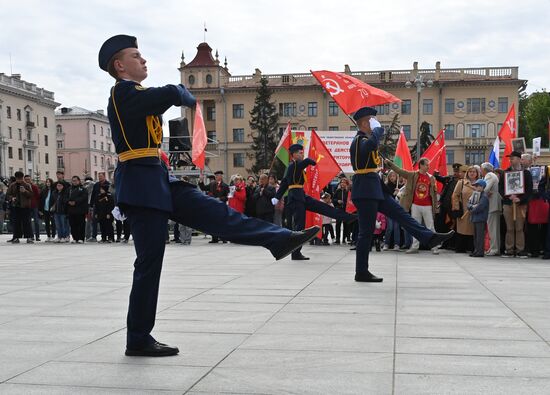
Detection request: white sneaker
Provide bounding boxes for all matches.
[45,237,52,242]
[431,247,440,255]
[382,245,389,251]
[54,238,61,243]
[406,248,419,254]
[393,245,401,251]
[64,238,70,243]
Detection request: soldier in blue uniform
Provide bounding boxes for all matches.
[272,144,356,260]
[99,35,319,357]
[350,106,454,282]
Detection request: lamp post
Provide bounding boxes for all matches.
[405,74,433,161]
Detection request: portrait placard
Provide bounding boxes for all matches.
[504,170,525,195]
[511,137,526,154]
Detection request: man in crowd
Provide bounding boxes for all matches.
[24,175,41,241]
[254,173,276,223]
[499,151,532,258]
[89,172,111,242]
[6,171,33,244]
[480,162,501,256]
[207,170,229,244]
[385,158,439,254]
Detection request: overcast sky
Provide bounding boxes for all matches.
[2,0,549,122]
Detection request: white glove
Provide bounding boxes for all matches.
[375,220,381,230]
[112,206,127,222]
[271,198,279,206]
[369,117,381,129]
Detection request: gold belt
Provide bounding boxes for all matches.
[288,184,304,189]
[354,168,381,175]
[118,148,159,162]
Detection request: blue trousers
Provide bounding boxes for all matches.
[125,182,293,348]
[353,195,434,274]
[287,195,354,257]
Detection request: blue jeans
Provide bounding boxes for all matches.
[30,207,41,238]
[54,214,69,238]
[384,217,401,247]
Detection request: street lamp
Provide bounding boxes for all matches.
[405,74,433,160]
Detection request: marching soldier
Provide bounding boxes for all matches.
[350,106,454,282]
[99,35,319,357]
[272,143,356,260]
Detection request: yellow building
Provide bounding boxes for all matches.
[180,42,525,176]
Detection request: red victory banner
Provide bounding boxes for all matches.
[497,104,517,169]
[304,130,343,236]
[192,101,207,170]
[311,70,401,115]
[414,128,445,169]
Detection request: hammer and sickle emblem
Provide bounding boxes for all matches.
[316,153,325,163]
[506,118,516,135]
[323,78,344,96]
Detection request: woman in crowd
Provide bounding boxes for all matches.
[228,174,246,214]
[452,165,479,253]
[39,178,57,242]
[52,182,69,242]
[268,174,284,226]
[244,175,257,218]
[67,176,89,243]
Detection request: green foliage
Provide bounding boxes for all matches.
[247,77,280,174]
[523,91,550,148]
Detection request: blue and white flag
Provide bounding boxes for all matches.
[489,137,500,169]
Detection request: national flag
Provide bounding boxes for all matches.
[311,70,401,115]
[488,137,500,169]
[415,129,445,170]
[304,130,343,237]
[394,128,413,171]
[274,122,292,166]
[428,145,447,194]
[192,101,207,170]
[497,104,516,169]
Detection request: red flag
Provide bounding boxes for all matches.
[346,190,357,214]
[394,129,413,171]
[415,129,445,169]
[497,104,517,169]
[304,130,343,236]
[428,145,447,193]
[159,149,170,169]
[311,70,401,115]
[192,101,207,170]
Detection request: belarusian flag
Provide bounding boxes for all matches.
[274,121,292,166]
[394,128,413,171]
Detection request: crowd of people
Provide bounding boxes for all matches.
[2,149,549,260]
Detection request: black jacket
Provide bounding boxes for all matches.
[332,187,349,210]
[95,192,115,220]
[67,185,89,215]
[52,189,69,215]
[90,181,111,208]
[209,181,229,202]
[253,184,276,216]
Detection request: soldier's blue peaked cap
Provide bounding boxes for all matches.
[98,35,138,71]
[352,106,377,121]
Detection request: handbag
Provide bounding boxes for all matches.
[527,198,549,224]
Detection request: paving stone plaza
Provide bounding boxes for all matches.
[0,234,549,394]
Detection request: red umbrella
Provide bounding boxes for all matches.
[311,70,401,115]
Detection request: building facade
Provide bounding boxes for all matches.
[55,107,117,181]
[0,73,59,180]
[180,43,525,176]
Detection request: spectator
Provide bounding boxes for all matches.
[481,162,501,256]
[6,171,33,243]
[452,165,480,253]
[500,151,533,258]
[382,170,401,251]
[523,154,546,257]
[468,179,490,257]
[228,175,246,214]
[83,176,95,240]
[268,174,284,226]
[89,172,111,242]
[39,178,57,242]
[95,185,115,243]
[538,170,550,259]
[385,158,439,254]
[67,176,89,243]
[208,170,229,244]
[244,175,257,218]
[321,192,335,245]
[332,177,351,245]
[24,175,41,241]
[52,181,70,243]
[254,174,276,223]
[434,163,463,249]
[0,186,5,234]
[372,211,387,252]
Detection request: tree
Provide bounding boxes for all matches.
[523,91,550,148]
[410,121,435,161]
[379,113,401,159]
[247,77,279,174]
[518,91,528,140]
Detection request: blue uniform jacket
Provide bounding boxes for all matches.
[275,158,316,203]
[350,127,385,201]
[107,80,183,212]
[468,192,489,223]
